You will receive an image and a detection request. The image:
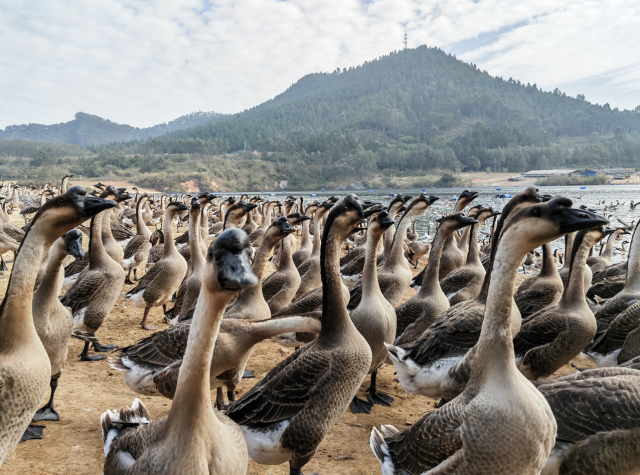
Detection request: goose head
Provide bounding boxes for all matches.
[367,210,395,238]
[287,212,311,226]
[436,212,478,233]
[263,217,296,245]
[457,190,480,208]
[166,201,189,218]
[33,186,116,237]
[315,201,335,220]
[149,229,164,245]
[501,197,609,255]
[205,228,258,293]
[398,193,439,222]
[323,194,378,242]
[63,229,85,260]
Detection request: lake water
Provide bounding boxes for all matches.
[251,184,640,266]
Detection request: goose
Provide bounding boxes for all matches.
[440,208,496,306]
[349,209,397,414]
[587,227,627,273]
[536,366,640,474]
[438,190,479,279]
[121,194,153,284]
[224,194,375,475]
[210,200,256,235]
[395,212,478,345]
[371,196,606,475]
[294,202,334,298]
[515,242,564,318]
[263,229,305,314]
[0,187,113,463]
[125,201,189,330]
[20,189,55,222]
[348,194,439,310]
[31,230,85,426]
[101,228,257,475]
[0,232,19,273]
[403,240,430,269]
[146,229,165,265]
[406,219,418,242]
[61,203,126,360]
[514,226,606,380]
[583,221,640,366]
[291,202,317,267]
[249,200,277,244]
[386,187,550,402]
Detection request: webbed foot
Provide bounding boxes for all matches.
[20,425,45,442]
[350,396,373,414]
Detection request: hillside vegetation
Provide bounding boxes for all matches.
[2,46,640,191]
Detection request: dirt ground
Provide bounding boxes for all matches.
[0,209,596,475]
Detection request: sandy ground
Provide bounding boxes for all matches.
[0,210,596,475]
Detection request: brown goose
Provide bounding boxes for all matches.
[514,226,606,380]
[249,200,277,244]
[224,194,374,475]
[292,202,318,267]
[31,230,85,424]
[125,201,189,330]
[348,194,439,310]
[440,208,496,306]
[101,228,257,475]
[587,227,627,274]
[0,187,113,462]
[372,197,605,475]
[263,233,302,314]
[121,194,153,284]
[437,189,479,279]
[386,187,550,401]
[515,242,564,318]
[62,203,126,361]
[0,231,19,273]
[536,366,640,474]
[395,212,478,345]
[349,209,396,414]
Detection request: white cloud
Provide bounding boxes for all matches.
[1,0,639,129]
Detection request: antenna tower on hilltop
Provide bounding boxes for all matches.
[404,31,407,49]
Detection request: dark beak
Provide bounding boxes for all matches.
[119,193,132,201]
[278,221,296,235]
[462,217,479,227]
[557,208,609,234]
[379,215,395,229]
[427,195,440,205]
[81,196,116,218]
[540,194,553,202]
[398,206,407,213]
[363,205,384,218]
[178,203,189,211]
[67,238,85,260]
[361,201,381,210]
[216,248,258,291]
[299,215,311,222]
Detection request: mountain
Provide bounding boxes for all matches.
[0,111,229,147]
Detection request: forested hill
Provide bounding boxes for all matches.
[147,45,640,150]
[0,111,229,146]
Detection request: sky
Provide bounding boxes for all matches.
[1,0,639,129]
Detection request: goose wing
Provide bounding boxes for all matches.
[589,301,640,355]
[225,344,331,427]
[513,307,566,356]
[514,280,561,317]
[126,263,162,296]
[111,221,135,241]
[123,236,146,260]
[61,269,106,313]
[403,302,483,365]
[262,272,284,303]
[271,287,322,317]
[116,322,191,367]
[384,401,464,473]
[593,295,640,336]
[439,268,472,295]
[64,257,89,277]
[537,373,640,442]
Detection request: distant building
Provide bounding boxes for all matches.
[522,169,579,178]
[580,170,598,177]
[600,168,633,178]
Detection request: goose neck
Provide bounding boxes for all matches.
[626,224,640,289]
[300,219,311,247]
[562,233,574,271]
[279,235,295,271]
[190,212,205,273]
[163,209,179,256]
[539,243,559,278]
[417,228,447,296]
[89,212,110,265]
[136,199,151,237]
[362,230,385,299]
[562,236,591,306]
[385,208,420,268]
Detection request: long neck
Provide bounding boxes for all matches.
[190,212,205,273]
[248,316,321,345]
[89,213,110,266]
[457,224,472,254]
[562,233,574,271]
[562,236,590,306]
[319,225,353,339]
[232,233,277,306]
[300,219,311,247]
[101,207,118,252]
[166,286,231,431]
[310,212,324,256]
[362,230,385,299]
[136,200,151,237]
[278,235,295,271]
[467,232,525,388]
[602,231,619,259]
[465,223,482,265]
[199,206,209,242]
[385,209,419,268]
[33,239,67,312]
[539,243,558,277]
[418,225,449,296]
[0,218,54,351]
[163,210,179,256]
[626,225,640,289]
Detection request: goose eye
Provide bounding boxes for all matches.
[57,198,64,205]
[531,208,541,217]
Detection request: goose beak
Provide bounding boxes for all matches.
[363,205,384,218]
[427,195,440,205]
[81,196,116,217]
[462,217,479,227]
[279,221,296,234]
[299,215,312,222]
[67,238,85,260]
[557,208,609,234]
[361,201,382,210]
[379,212,395,229]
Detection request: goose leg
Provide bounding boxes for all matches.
[125,267,134,285]
[215,387,225,410]
[290,457,318,475]
[140,307,157,330]
[243,369,254,378]
[350,394,373,414]
[19,424,45,442]
[33,379,60,421]
[133,268,139,282]
[80,341,105,361]
[227,389,236,402]
[93,341,118,352]
[366,369,394,406]
[0,256,7,272]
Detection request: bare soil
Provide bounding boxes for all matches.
[0,212,596,475]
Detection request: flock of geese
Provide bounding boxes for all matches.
[2,177,640,474]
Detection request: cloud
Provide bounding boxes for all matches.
[1,0,639,129]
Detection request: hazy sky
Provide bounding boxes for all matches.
[1,0,639,129]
